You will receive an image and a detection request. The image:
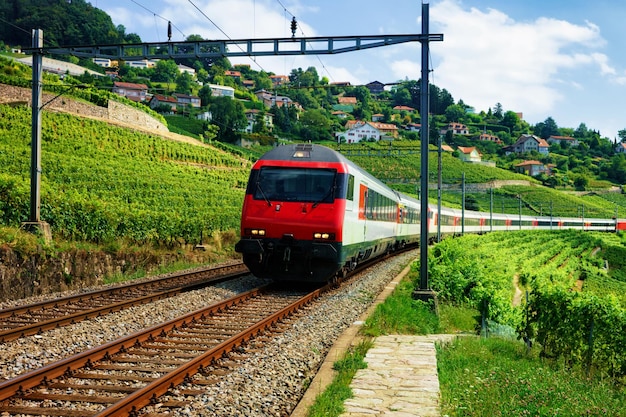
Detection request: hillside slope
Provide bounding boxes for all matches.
[0,99,251,245]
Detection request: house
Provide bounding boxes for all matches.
[514,160,551,177]
[337,96,357,105]
[405,123,421,132]
[615,142,626,154]
[332,111,348,119]
[92,58,112,68]
[372,113,384,122]
[125,59,158,69]
[441,145,455,152]
[393,105,415,112]
[441,122,469,136]
[112,81,148,102]
[270,75,289,86]
[149,94,178,113]
[177,64,195,76]
[336,120,398,143]
[173,93,201,108]
[242,79,255,89]
[197,111,212,121]
[478,133,502,144]
[456,146,482,163]
[208,84,235,98]
[254,89,301,110]
[224,70,241,80]
[366,80,385,95]
[547,135,579,147]
[331,81,351,87]
[507,134,550,155]
[244,109,274,133]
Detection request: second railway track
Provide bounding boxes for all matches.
[0,262,249,343]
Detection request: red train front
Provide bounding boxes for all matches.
[235,144,350,282]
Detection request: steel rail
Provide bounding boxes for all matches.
[95,284,327,417]
[0,262,248,342]
[0,285,265,402]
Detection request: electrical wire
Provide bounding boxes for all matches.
[273,0,336,83]
[0,15,61,48]
[186,0,266,72]
[129,0,186,40]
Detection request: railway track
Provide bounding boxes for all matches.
[0,283,325,417]
[0,262,249,343]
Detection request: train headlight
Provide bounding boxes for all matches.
[245,228,266,236]
[313,232,335,240]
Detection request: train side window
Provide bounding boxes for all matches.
[347,175,354,201]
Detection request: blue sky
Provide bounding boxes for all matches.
[96,0,626,140]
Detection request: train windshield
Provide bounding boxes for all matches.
[254,167,337,203]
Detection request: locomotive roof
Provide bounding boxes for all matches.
[258,144,352,164]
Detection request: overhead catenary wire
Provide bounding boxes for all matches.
[0,15,61,48]
[273,0,336,83]
[129,0,186,40]
[186,0,266,72]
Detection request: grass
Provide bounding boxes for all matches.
[306,268,626,417]
[306,340,373,417]
[438,337,626,416]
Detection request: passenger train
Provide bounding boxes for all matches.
[235,144,624,283]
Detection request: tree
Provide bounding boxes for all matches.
[252,111,269,134]
[152,60,179,91]
[208,96,247,143]
[298,109,331,142]
[493,102,503,119]
[573,175,589,191]
[175,72,194,95]
[618,129,626,143]
[444,104,465,123]
[501,111,520,133]
[536,117,559,139]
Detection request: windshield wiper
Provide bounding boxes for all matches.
[312,184,335,208]
[256,181,272,207]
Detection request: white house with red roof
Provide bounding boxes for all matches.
[441,122,469,136]
[335,120,398,143]
[506,134,550,155]
[514,160,552,177]
[547,135,579,147]
[456,146,482,163]
[149,94,178,113]
[112,81,148,102]
[479,133,502,144]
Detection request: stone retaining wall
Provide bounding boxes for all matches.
[0,84,167,132]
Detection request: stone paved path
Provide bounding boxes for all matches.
[339,334,457,417]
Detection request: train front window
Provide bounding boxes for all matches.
[254,167,337,203]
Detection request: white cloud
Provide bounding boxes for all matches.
[427,0,608,117]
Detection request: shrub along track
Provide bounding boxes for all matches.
[0,282,326,417]
[0,263,248,342]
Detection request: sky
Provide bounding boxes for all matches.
[95,0,626,140]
